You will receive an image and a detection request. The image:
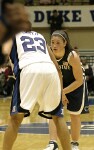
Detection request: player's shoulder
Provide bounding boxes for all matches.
[68,51,78,59]
[69,50,78,57]
[67,50,79,63]
[16,31,45,39]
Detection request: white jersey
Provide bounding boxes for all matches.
[15,31,53,69]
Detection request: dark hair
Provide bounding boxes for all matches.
[2,0,14,14]
[53,10,57,13]
[52,30,74,56]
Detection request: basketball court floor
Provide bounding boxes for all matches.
[0,97,94,150]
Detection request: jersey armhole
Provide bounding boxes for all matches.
[67,51,76,63]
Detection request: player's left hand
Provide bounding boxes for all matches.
[62,93,69,106]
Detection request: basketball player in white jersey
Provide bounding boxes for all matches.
[2,31,71,150]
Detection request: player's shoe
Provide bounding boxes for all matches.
[71,142,79,150]
[43,141,59,150]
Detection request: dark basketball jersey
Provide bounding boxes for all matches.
[57,51,85,88]
[57,52,75,88]
[57,51,89,114]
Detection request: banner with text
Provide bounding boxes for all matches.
[26,6,94,28]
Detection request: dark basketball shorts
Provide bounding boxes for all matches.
[66,80,89,115]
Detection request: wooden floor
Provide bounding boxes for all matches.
[0,97,94,150]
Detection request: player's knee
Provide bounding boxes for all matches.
[52,115,60,123]
[10,114,24,127]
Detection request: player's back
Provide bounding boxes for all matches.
[15,31,53,69]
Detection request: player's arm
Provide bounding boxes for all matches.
[47,45,69,105]
[2,39,13,55]
[47,45,61,74]
[0,39,13,65]
[0,20,7,44]
[47,45,63,93]
[64,52,83,94]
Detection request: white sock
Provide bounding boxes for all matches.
[50,140,57,144]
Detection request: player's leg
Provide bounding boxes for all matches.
[52,115,71,150]
[49,119,57,141]
[5,64,46,150]
[43,117,71,150]
[41,65,71,150]
[70,114,81,141]
[66,83,86,150]
[43,102,63,150]
[3,70,25,150]
[70,81,89,150]
[42,97,71,150]
[70,114,81,150]
[43,119,58,150]
[3,113,24,150]
[67,107,81,150]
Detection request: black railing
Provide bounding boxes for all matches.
[24,0,94,6]
[79,50,94,66]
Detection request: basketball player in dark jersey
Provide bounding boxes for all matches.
[44,30,89,150]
